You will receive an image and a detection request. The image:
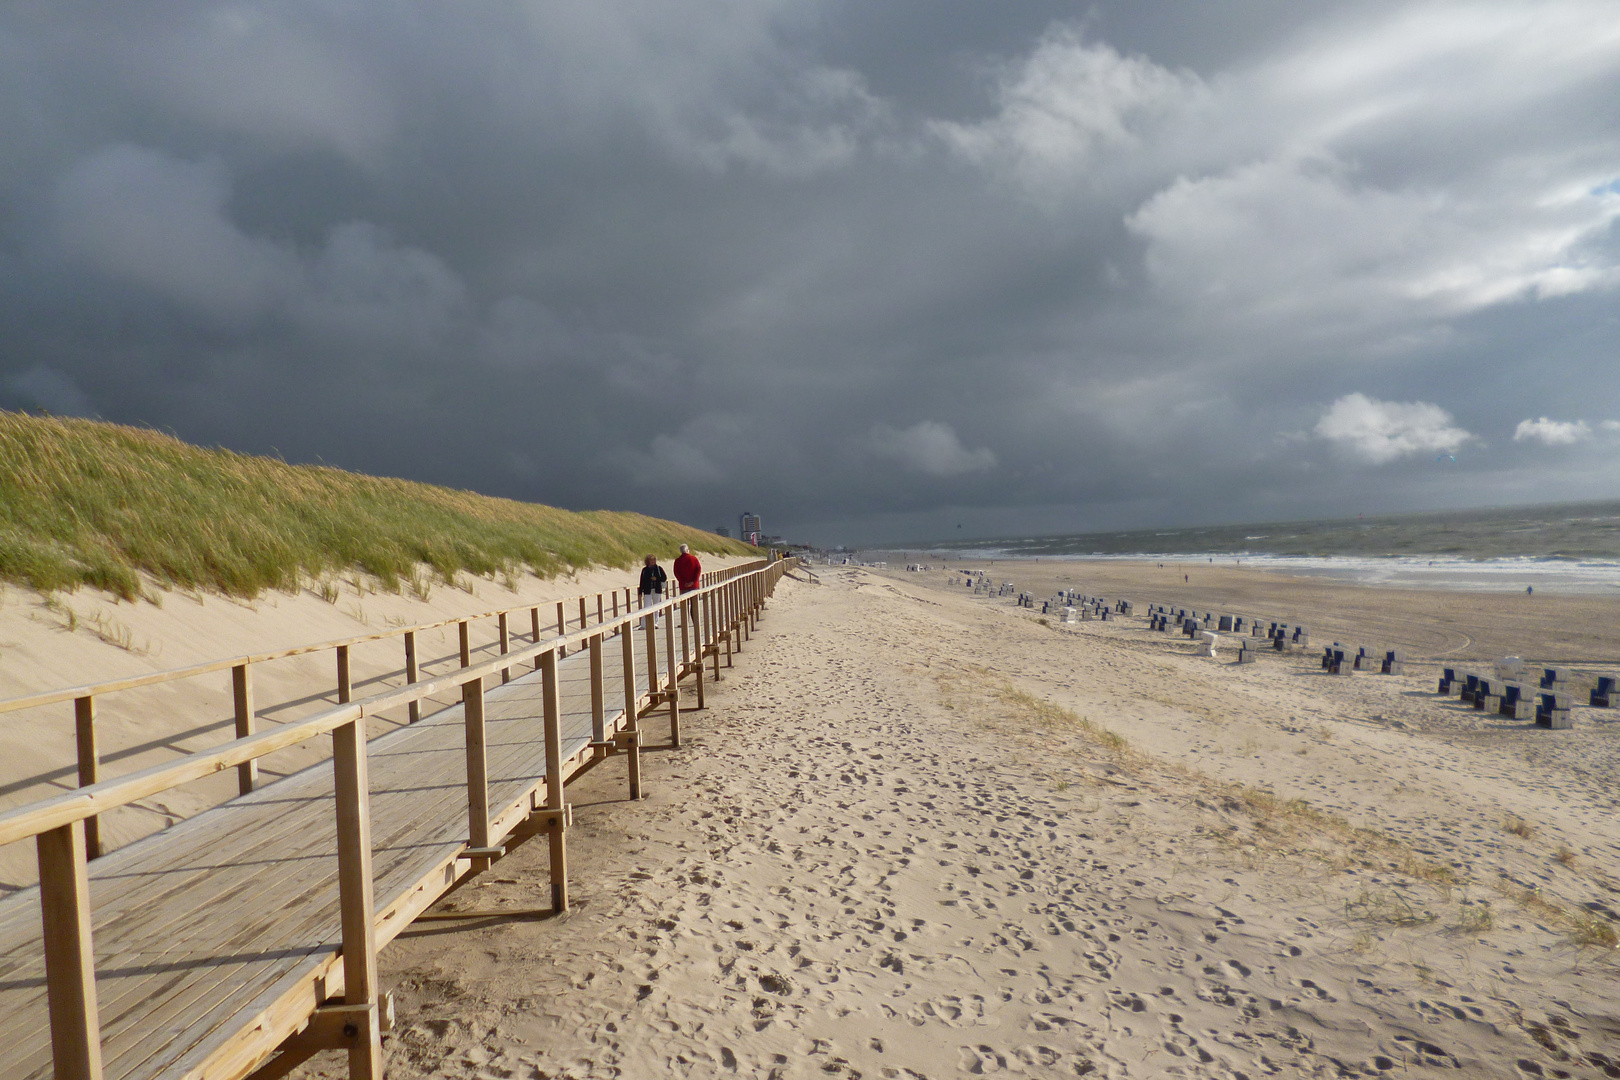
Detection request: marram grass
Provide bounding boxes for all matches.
[0,412,756,600]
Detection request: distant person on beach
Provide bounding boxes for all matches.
[638,554,667,610]
[1527,585,1533,595]
[674,544,702,593]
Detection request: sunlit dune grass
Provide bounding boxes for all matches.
[0,411,754,600]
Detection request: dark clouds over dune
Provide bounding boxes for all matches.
[3,1,1618,544]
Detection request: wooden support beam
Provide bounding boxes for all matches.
[458,620,471,669]
[498,612,511,684]
[463,679,490,854]
[331,720,382,1080]
[38,821,103,1080]
[232,665,257,796]
[245,997,395,1080]
[539,650,569,912]
[531,607,543,672]
[578,596,588,632]
[556,602,567,658]
[336,645,352,705]
[621,619,641,800]
[596,593,605,625]
[404,631,420,724]
[73,696,101,860]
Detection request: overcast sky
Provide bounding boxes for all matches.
[3,1,1618,545]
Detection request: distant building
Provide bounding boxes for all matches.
[715,526,730,538]
[739,512,762,545]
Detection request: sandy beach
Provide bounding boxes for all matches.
[281,560,1620,1079]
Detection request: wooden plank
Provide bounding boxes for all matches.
[37,821,103,1080]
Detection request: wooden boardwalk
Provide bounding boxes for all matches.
[0,561,789,1079]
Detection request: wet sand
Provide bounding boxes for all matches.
[929,558,1620,662]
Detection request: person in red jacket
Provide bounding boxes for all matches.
[673,544,702,593]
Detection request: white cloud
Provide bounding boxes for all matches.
[1514,416,1592,445]
[870,421,996,477]
[934,30,1195,188]
[1313,393,1472,463]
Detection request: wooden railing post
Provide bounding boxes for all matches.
[539,649,569,912]
[531,607,543,671]
[336,645,352,704]
[498,612,511,684]
[689,598,706,710]
[555,602,566,658]
[727,582,738,663]
[644,611,659,702]
[588,633,605,750]
[578,597,588,632]
[664,602,681,748]
[405,631,421,724]
[462,678,490,855]
[73,696,101,859]
[38,821,103,1080]
[232,665,257,796]
[596,593,605,624]
[458,620,471,668]
[709,591,722,681]
[331,719,382,1080]
[621,621,642,799]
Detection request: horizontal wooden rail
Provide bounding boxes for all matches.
[0,560,769,717]
[0,565,775,849]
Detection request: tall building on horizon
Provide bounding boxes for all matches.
[739,512,762,545]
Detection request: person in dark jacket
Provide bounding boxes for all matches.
[638,554,668,612]
[673,544,702,593]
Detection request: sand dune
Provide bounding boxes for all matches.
[318,563,1620,1079]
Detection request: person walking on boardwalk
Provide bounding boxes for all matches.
[639,554,668,612]
[674,543,702,594]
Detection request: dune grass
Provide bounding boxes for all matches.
[0,412,756,600]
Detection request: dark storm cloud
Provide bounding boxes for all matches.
[2,0,1618,545]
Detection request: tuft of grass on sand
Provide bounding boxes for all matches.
[0,412,755,600]
[1503,814,1535,839]
[992,682,1133,756]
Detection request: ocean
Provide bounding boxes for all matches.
[904,501,1620,594]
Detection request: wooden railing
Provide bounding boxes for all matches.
[0,556,796,1080]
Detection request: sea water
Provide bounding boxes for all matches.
[913,501,1620,595]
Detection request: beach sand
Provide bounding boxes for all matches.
[295,562,1620,1079]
